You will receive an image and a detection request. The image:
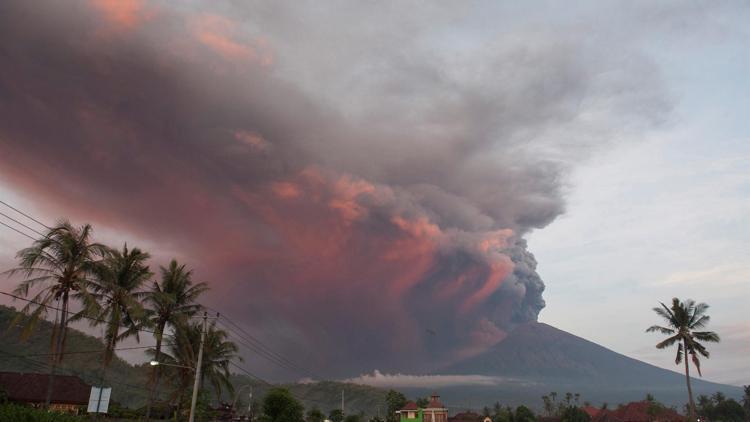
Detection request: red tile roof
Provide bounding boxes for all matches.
[591,409,622,422]
[591,402,684,422]
[426,394,445,409]
[448,412,482,422]
[401,402,420,411]
[0,372,91,405]
[583,406,602,418]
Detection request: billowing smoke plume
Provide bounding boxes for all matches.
[0,0,669,377]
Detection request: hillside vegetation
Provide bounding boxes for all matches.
[0,305,152,408]
[0,305,388,414]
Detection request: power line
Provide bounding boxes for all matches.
[0,202,330,390]
[217,318,315,379]
[0,201,323,381]
[228,360,272,386]
[0,220,36,241]
[211,309,324,381]
[0,342,177,358]
[227,360,331,408]
[0,290,161,336]
[0,199,50,229]
[0,347,153,394]
[0,210,46,237]
[221,314,314,375]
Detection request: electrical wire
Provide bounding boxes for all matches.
[0,347,153,394]
[0,220,36,240]
[0,210,46,237]
[0,200,330,391]
[0,342,177,358]
[0,199,50,229]
[0,290,161,336]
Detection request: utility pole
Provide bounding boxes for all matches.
[44,296,64,408]
[94,324,114,421]
[248,387,254,422]
[189,312,209,422]
[341,389,345,416]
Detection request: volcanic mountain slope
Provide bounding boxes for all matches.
[430,322,742,408]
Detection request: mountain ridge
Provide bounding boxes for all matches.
[414,321,742,409]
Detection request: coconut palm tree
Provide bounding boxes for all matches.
[79,244,152,368]
[4,220,108,406]
[179,320,238,401]
[143,259,208,420]
[150,320,239,416]
[646,298,720,421]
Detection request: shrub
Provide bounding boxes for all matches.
[0,403,84,421]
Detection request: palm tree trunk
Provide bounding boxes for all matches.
[684,339,697,421]
[94,322,117,421]
[48,304,60,363]
[145,323,164,421]
[45,290,69,408]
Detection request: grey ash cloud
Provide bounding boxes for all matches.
[0,0,670,378]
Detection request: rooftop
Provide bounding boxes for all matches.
[0,371,91,405]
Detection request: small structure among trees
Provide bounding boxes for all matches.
[0,371,90,414]
[590,401,684,422]
[397,394,448,422]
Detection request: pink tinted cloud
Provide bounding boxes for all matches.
[193,14,273,65]
[234,130,270,152]
[90,0,151,30]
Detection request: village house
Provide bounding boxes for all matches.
[0,371,91,414]
[398,394,449,422]
[448,411,483,422]
[590,401,685,422]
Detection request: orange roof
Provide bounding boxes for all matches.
[0,372,91,405]
[591,402,684,422]
[401,402,420,411]
[426,394,445,409]
[583,406,602,418]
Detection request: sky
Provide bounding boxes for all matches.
[0,0,747,386]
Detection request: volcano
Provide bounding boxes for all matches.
[418,322,742,408]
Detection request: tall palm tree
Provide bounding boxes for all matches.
[155,320,239,409]
[143,260,208,420]
[4,221,108,407]
[646,298,720,421]
[79,244,152,368]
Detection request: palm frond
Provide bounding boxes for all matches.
[646,325,675,335]
[691,352,702,377]
[690,314,710,330]
[692,341,710,358]
[653,305,676,326]
[692,331,720,343]
[656,334,681,349]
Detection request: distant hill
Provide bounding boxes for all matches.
[0,305,389,414]
[0,304,151,408]
[431,322,742,409]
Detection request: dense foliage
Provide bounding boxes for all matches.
[0,403,83,422]
[385,390,407,422]
[262,388,305,422]
[696,392,746,422]
[307,407,325,422]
